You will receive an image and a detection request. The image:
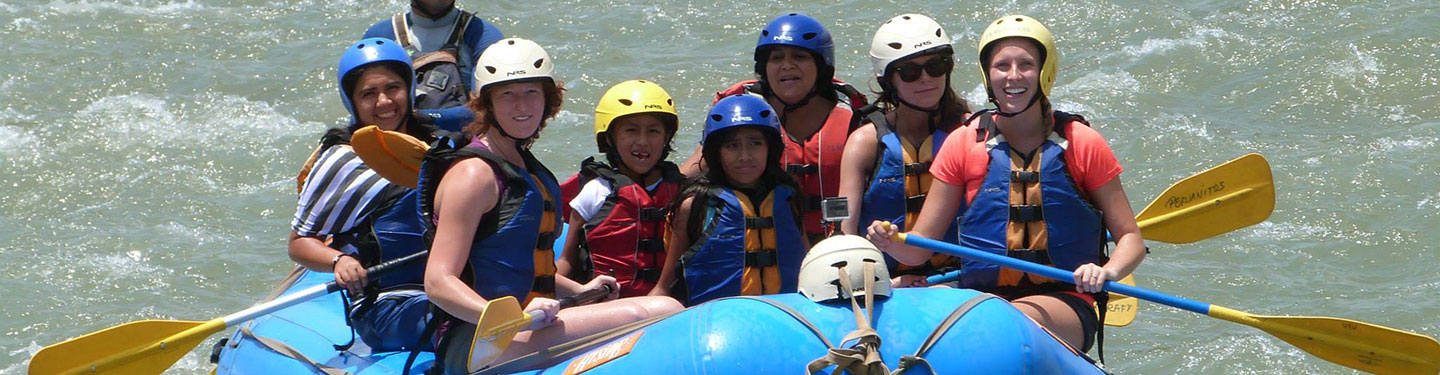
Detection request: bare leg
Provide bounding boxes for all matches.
[1010,294,1087,351]
[495,296,683,364]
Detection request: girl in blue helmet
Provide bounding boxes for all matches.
[288,37,438,352]
[680,13,868,245]
[839,14,972,287]
[420,38,681,373]
[659,95,809,306]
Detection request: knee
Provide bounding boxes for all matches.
[638,296,684,316]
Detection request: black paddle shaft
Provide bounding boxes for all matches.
[558,284,614,308]
[324,250,430,293]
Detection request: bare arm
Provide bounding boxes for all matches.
[867,179,965,266]
[287,231,367,293]
[1073,177,1146,292]
[838,124,878,235]
[651,197,695,297]
[424,158,501,324]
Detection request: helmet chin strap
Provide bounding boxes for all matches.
[893,76,950,132]
[989,92,1042,118]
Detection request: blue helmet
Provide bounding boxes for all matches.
[755,13,835,69]
[337,37,415,126]
[703,94,781,147]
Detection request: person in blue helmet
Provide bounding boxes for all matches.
[288,37,438,352]
[680,13,869,245]
[363,0,505,132]
[839,14,971,287]
[660,95,809,306]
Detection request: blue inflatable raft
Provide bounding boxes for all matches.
[212,269,1108,374]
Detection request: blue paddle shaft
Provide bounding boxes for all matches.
[902,234,1211,315]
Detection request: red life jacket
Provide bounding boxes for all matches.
[559,158,682,297]
[713,80,867,240]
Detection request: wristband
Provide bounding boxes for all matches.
[330,253,354,270]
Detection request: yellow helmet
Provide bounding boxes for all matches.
[978,15,1058,100]
[593,80,678,141]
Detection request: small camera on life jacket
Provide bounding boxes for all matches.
[822,198,849,224]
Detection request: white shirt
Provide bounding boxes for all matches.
[569,177,663,222]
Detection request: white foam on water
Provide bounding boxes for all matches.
[1122,28,1231,58]
[1419,192,1440,210]
[1325,43,1382,77]
[5,17,36,32]
[1176,333,1320,374]
[1058,69,1142,102]
[1143,112,1210,138]
[1365,136,1436,157]
[0,124,37,157]
[44,0,202,15]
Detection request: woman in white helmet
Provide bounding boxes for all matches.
[421,38,681,373]
[839,14,971,288]
[868,15,1145,353]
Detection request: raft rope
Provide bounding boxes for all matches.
[806,262,890,375]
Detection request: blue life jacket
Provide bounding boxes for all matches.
[958,113,1106,292]
[311,129,427,290]
[857,111,962,276]
[418,137,559,306]
[680,185,807,306]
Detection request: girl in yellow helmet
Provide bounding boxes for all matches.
[555,80,687,299]
[868,15,1146,352]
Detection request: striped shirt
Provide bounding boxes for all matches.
[292,145,394,237]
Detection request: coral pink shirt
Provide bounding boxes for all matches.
[930,114,1123,203]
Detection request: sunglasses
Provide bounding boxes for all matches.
[892,55,953,82]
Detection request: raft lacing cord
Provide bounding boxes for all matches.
[227,265,353,375]
[237,325,353,375]
[807,263,890,375]
[888,293,1001,375]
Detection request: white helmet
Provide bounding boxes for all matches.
[868,14,951,78]
[798,235,892,302]
[473,37,555,93]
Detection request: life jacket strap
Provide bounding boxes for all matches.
[906,194,927,213]
[786,163,819,175]
[1005,249,1052,265]
[744,250,780,268]
[635,267,661,282]
[535,232,557,251]
[1009,205,1044,222]
[745,217,776,229]
[637,238,664,254]
[530,276,556,295]
[637,207,668,222]
[903,162,932,176]
[1012,170,1040,183]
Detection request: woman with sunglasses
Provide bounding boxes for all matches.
[680,13,867,245]
[867,15,1146,353]
[839,14,970,287]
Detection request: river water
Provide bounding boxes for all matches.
[2,0,1437,373]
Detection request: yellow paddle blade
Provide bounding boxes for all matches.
[29,319,223,375]
[1136,153,1274,244]
[468,296,527,372]
[350,125,429,188]
[1204,306,1440,374]
[1100,274,1138,327]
